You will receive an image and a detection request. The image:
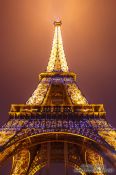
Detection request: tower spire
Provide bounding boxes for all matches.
[47,21,69,72]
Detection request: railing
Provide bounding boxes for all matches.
[10,104,105,113]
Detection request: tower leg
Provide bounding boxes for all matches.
[10,149,30,175]
[85,148,106,175]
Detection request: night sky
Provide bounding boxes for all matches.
[0,0,116,174]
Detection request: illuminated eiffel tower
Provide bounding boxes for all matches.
[0,21,116,175]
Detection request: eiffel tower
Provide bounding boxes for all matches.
[0,21,116,175]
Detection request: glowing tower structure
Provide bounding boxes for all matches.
[0,21,116,175]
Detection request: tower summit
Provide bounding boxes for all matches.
[54,20,62,26]
[47,20,68,72]
[0,21,116,175]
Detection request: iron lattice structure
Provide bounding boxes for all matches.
[0,21,116,175]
